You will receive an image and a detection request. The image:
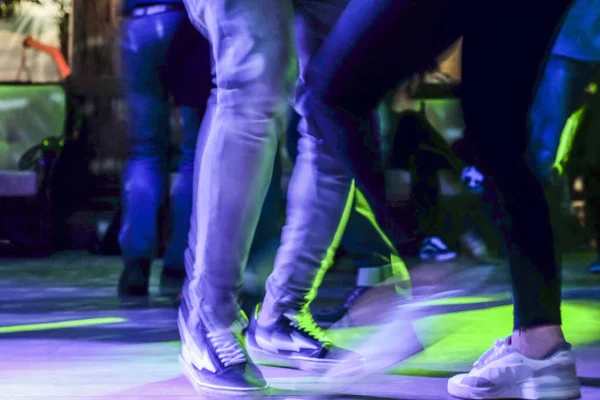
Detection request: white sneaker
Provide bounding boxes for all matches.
[448,337,581,399]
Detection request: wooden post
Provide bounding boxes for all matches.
[71,0,120,77]
[70,0,127,180]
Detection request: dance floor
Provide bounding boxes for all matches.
[1,251,599,399]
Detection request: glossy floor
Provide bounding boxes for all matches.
[0,251,598,399]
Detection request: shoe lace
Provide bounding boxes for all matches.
[473,337,511,369]
[289,310,332,347]
[206,328,247,368]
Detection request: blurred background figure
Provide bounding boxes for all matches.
[117,0,211,304]
[527,0,600,273]
[387,100,485,263]
[558,77,600,274]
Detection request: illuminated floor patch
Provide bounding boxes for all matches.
[0,318,126,334]
[413,294,510,307]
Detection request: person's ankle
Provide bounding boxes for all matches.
[256,298,279,327]
[511,324,566,359]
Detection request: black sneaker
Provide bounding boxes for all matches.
[313,286,369,326]
[117,259,150,307]
[246,304,361,373]
[178,302,267,393]
[419,236,457,262]
[159,267,186,299]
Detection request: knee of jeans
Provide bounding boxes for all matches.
[221,81,291,138]
[123,177,163,206]
[217,45,295,118]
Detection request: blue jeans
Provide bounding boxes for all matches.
[182,0,296,329]
[300,0,571,330]
[118,8,212,271]
[528,55,599,186]
[181,0,405,330]
[285,105,402,275]
[261,0,408,321]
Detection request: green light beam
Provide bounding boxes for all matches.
[0,318,126,334]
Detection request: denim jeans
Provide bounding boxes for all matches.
[285,105,402,282]
[300,0,571,330]
[181,0,405,329]
[181,0,296,329]
[118,8,212,270]
[261,0,410,321]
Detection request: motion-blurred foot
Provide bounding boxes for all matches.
[460,233,500,264]
[246,304,360,373]
[313,286,369,326]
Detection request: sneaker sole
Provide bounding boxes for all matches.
[179,355,268,394]
[448,373,581,399]
[246,340,351,374]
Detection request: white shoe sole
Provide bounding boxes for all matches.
[246,340,347,374]
[448,373,581,399]
[179,355,267,395]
